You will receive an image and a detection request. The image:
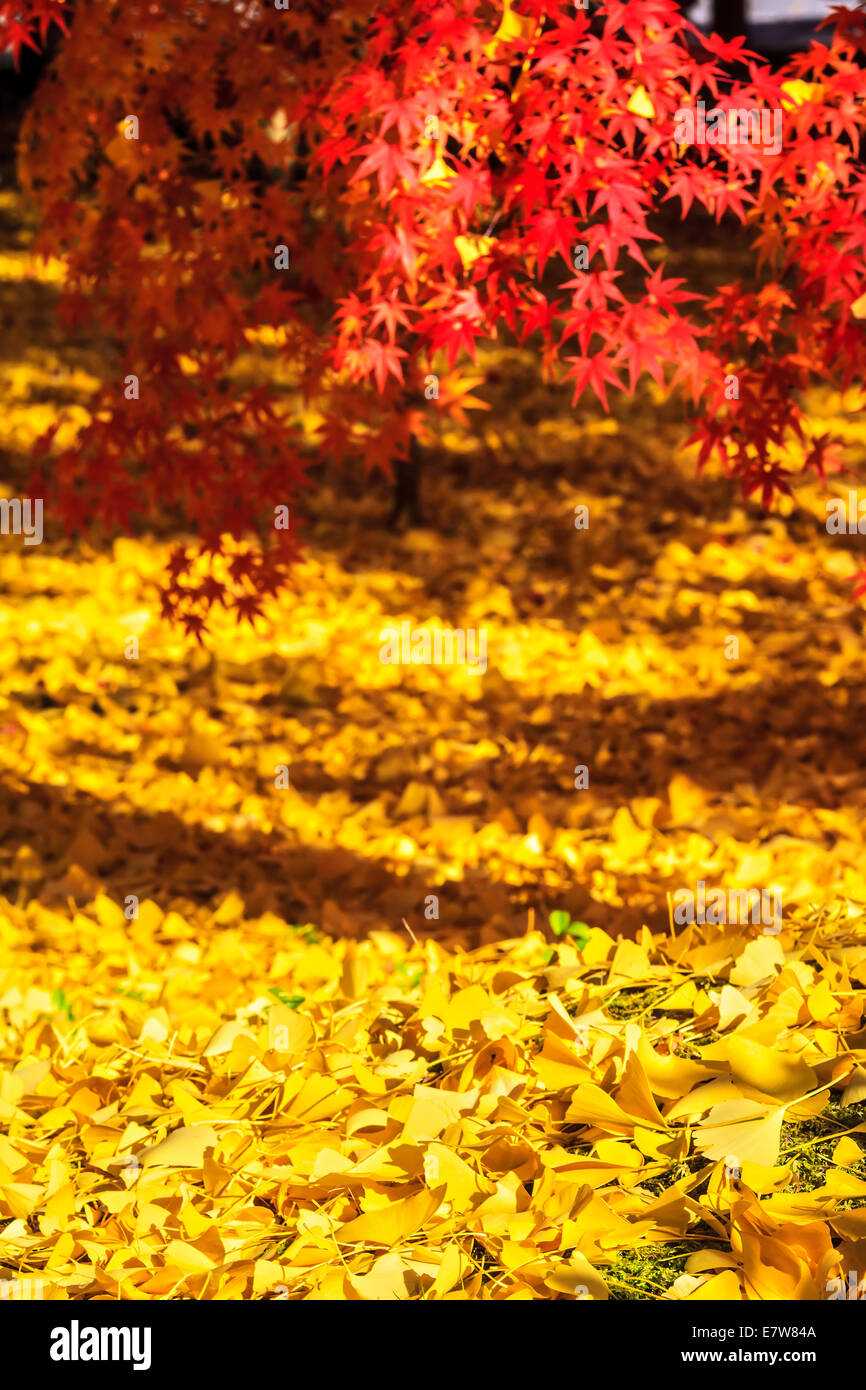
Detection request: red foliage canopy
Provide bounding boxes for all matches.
[4,0,866,632]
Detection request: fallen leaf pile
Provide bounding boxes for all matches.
[2,900,866,1299]
[1,113,866,1299]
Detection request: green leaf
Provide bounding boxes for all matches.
[51,988,74,1023]
[290,923,321,944]
[565,920,591,947]
[549,909,571,936]
[395,963,424,987]
[269,987,305,1010]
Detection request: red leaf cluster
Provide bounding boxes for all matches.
[6,0,866,629]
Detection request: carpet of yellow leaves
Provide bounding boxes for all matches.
[2,897,866,1299]
[1,125,866,1300]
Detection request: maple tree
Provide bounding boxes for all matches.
[3,0,866,633]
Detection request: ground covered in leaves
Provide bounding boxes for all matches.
[2,108,866,1300]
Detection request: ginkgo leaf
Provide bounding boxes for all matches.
[726,1038,816,1103]
[347,1251,412,1300]
[484,0,537,55]
[338,1185,445,1247]
[202,1021,256,1057]
[454,234,495,271]
[544,1254,609,1300]
[694,1099,785,1166]
[420,151,456,187]
[780,80,823,110]
[140,1126,218,1168]
[740,1215,821,1300]
[683,1270,743,1300]
[627,86,655,120]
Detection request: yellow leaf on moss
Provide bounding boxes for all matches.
[694,1099,784,1167]
[726,1037,816,1103]
[684,1269,743,1299]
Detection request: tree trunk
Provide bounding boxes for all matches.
[713,0,747,43]
[388,433,423,530]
